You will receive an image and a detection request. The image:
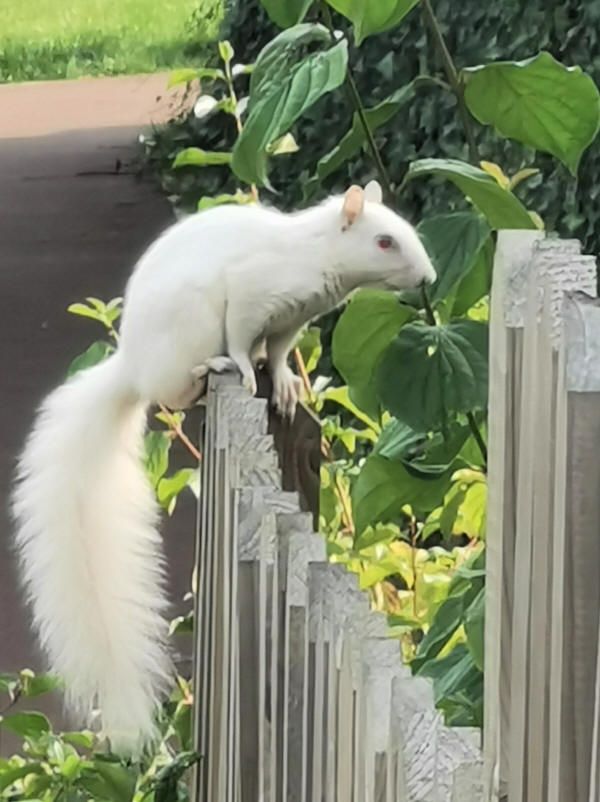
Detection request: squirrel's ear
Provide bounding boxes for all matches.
[364,180,383,204]
[341,185,364,231]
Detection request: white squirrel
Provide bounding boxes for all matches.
[12,180,435,754]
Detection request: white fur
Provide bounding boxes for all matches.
[12,193,435,753]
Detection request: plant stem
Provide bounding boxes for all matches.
[420,0,479,164]
[345,70,394,198]
[320,2,394,199]
[410,519,418,619]
[159,404,202,462]
[224,58,259,202]
[294,347,313,400]
[467,411,488,468]
[421,285,436,326]
[420,1,489,464]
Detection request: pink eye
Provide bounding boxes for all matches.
[376,235,396,251]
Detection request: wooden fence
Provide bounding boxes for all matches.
[484,231,599,802]
[191,229,600,801]
[191,373,482,801]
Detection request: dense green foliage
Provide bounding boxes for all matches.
[166,0,600,258]
[0,0,222,82]
[143,0,599,731]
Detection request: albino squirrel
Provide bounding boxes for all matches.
[12,181,436,754]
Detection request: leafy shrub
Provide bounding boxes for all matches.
[142,0,599,727]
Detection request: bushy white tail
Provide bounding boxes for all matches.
[12,354,172,754]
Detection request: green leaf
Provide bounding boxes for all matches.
[81,761,136,802]
[60,754,82,779]
[0,763,46,792]
[0,673,19,697]
[373,419,423,461]
[218,40,235,64]
[406,159,536,230]
[67,341,113,377]
[20,672,62,698]
[152,752,201,802]
[354,522,399,551]
[197,191,255,211]
[413,595,464,666]
[172,702,192,751]
[417,643,482,706]
[351,455,454,536]
[259,0,313,28]
[326,0,420,44]
[0,712,51,739]
[167,67,225,87]
[332,290,415,414]
[67,302,103,321]
[296,327,322,374]
[464,587,485,670]
[232,25,348,186]
[439,486,467,537]
[157,468,195,515]
[316,83,415,181]
[320,385,380,432]
[169,612,194,636]
[376,320,488,430]
[172,148,232,168]
[61,731,94,749]
[451,236,494,317]
[267,132,300,155]
[463,51,600,175]
[418,213,491,305]
[144,431,171,488]
[456,479,487,539]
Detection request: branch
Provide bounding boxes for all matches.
[320,2,394,200]
[467,411,488,468]
[420,0,479,164]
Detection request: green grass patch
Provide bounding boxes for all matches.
[0,0,224,82]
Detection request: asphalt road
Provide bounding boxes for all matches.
[0,74,197,749]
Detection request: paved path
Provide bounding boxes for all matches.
[0,74,196,748]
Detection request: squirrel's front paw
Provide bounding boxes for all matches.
[272,367,302,421]
[242,372,258,397]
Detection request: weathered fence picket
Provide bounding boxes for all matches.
[192,372,483,801]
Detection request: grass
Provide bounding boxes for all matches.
[0,0,224,83]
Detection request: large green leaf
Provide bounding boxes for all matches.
[81,761,136,802]
[463,52,600,175]
[325,0,420,44]
[332,290,415,414]
[417,644,482,707]
[464,586,485,670]
[351,455,453,535]
[451,236,494,317]
[406,159,535,230]
[0,712,51,739]
[373,419,423,461]
[144,431,171,488]
[232,25,348,186]
[157,468,195,515]
[376,320,488,430]
[316,83,415,181]
[259,0,313,28]
[418,213,490,306]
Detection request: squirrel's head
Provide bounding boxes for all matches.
[334,182,436,290]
